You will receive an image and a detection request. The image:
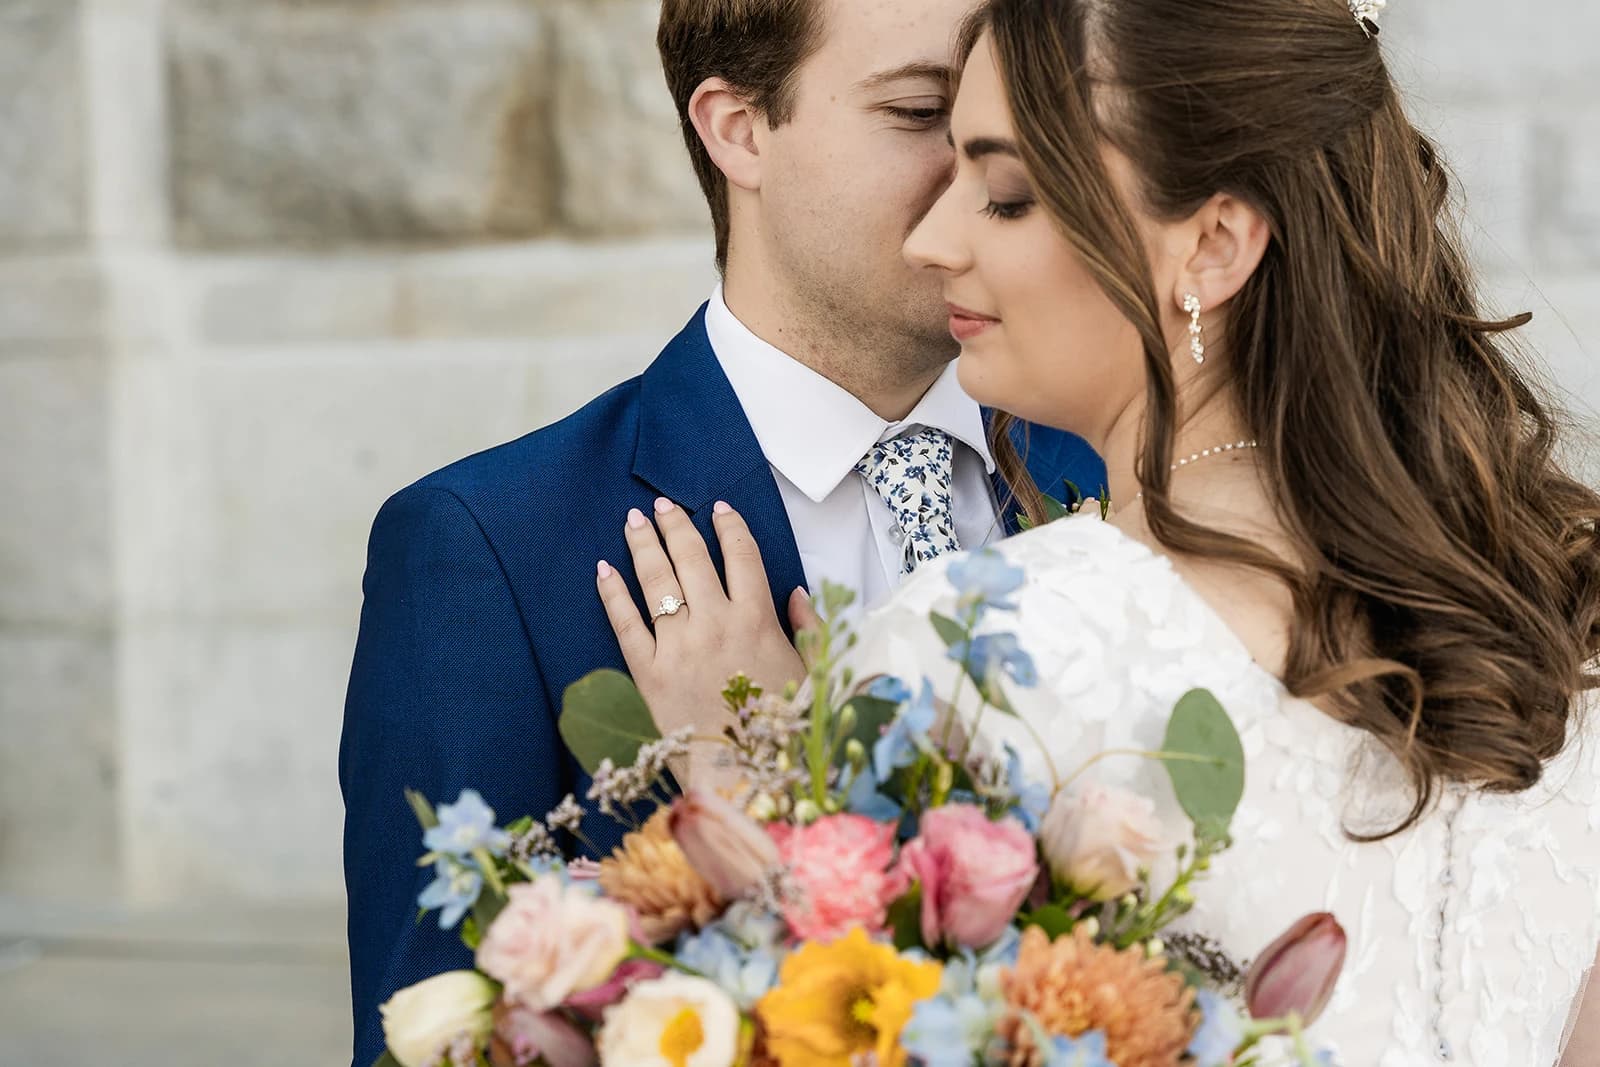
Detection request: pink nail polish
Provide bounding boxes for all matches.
[627,508,648,529]
[655,496,675,514]
[597,560,613,579]
[713,500,732,515]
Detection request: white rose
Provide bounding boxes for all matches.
[597,973,740,1067]
[1039,783,1173,902]
[379,970,497,1067]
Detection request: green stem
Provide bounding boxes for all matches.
[629,942,705,977]
[1057,747,1225,793]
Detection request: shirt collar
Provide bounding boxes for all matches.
[705,285,994,504]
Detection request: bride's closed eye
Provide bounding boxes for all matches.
[982,198,1034,221]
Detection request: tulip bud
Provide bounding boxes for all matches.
[668,790,781,901]
[1245,912,1348,1027]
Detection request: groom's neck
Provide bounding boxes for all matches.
[720,267,947,424]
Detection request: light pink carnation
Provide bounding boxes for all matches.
[767,813,905,942]
[897,803,1037,950]
[475,877,631,1012]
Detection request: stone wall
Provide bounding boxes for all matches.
[0,0,1595,910]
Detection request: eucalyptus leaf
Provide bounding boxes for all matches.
[1024,904,1074,939]
[888,884,925,951]
[1041,493,1073,523]
[472,890,507,940]
[461,913,482,952]
[559,669,662,774]
[841,695,898,752]
[929,611,968,649]
[1161,689,1245,830]
[372,1052,405,1067]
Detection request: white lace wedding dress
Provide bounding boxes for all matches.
[847,513,1600,1066]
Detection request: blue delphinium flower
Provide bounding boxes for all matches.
[422,789,511,858]
[1005,744,1051,832]
[1188,989,1247,1066]
[417,858,483,929]
[948,548,1025,616]
[1042,1029,1116,1067]
[844,764,903,822]
[867,675,913,705]
[947,632,1038,689]
[676,903,784,1009]
[873,680,939,781]
[902,994,995,1067]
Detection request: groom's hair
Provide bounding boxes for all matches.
[658,0,827,271]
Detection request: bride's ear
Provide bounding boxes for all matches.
[688,77,764,193]
[1172,192,1271,313]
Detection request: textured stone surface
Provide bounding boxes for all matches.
[168,0,555,248]
[549,0,709,235]
[0,2,88,249]
[0,355,112,628]
[0,635,117,900]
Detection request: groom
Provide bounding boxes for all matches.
[339,0,1102,1061]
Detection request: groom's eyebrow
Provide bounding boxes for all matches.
[957,136,1021,160]
[855,62,955,93]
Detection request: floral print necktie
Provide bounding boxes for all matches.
[855,427,962,576]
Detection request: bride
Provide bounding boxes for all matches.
[592,0,1600,1061]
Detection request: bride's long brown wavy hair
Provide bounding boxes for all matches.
[973,0,1600,836]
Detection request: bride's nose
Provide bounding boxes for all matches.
[903,183,971,274]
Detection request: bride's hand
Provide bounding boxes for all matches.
[596,497,816,788]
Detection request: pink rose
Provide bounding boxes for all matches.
[767,813,904,941]
[670,789,782,900]
[897,804,1037,950]
[1038,784,1171,902]
[489,1002,596,1067]
[475,877,632,1012]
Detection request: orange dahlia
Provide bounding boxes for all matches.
[597,809,723,943]
[997,925,1198,1067]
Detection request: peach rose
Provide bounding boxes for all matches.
[476,876,632,1012]
[1038,784,1172,902]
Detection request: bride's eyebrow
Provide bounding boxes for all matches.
[951,135,1021,161]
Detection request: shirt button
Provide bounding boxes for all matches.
[889,526,906,545]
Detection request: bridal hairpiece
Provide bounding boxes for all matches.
[1349,0,1386,37]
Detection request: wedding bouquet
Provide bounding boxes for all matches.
[373,551,1345,1067]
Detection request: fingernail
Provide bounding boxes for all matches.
[597,560,613,579]
[795,586,812,601]
[627,508,648,529]
[654,497,676,515]
[713,500,732,516]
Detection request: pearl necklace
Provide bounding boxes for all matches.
[1133,439,1259,500]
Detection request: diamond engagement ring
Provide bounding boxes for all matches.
[652,595,687,621]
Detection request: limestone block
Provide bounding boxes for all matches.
[0,354,113,628]
[1383,3,1600,103]
[167,1,555,248]
[0,256,110,352]
[190,257,406,345]
[0,635,117,899]
[549,0,710,235]
[121,623,354,902]
[0,1,89,248]
[1528,117,1600,272]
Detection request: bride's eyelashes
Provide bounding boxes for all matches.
[982,198,1034,221]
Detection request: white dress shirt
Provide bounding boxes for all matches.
[704,286,1002,613]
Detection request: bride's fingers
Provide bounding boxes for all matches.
[711,502,770,606]
[788,586,821,638]
[652,498,726,609]
[596,560,654,674]
[624,507,685,625]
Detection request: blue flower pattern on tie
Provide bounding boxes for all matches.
[856,427,962,576]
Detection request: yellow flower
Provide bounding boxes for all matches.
[756,926,943,1067]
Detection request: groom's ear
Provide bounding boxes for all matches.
[688,77,764,193]
[1174,192,1271,312]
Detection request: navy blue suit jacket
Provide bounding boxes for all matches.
[338,306,1103,1065]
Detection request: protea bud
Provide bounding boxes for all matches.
[668,789,780,900]
[1245,912,1348,1026]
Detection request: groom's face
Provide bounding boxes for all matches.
[756,0,975,361]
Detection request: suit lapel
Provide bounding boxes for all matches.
[633,307,809,631]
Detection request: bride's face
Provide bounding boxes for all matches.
[903,37,1165,448]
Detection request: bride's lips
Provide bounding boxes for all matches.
[948,302,1000,342]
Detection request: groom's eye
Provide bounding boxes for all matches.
[884,106,949,129]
